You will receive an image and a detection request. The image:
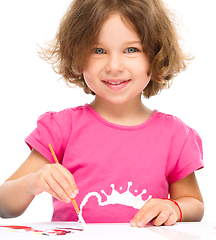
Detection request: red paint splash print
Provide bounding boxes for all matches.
[0,225,73,236]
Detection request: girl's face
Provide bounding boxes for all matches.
[83,13,151,105]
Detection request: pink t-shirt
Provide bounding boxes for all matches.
[25,104,203,223]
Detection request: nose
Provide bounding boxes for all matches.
[105,54,124,73]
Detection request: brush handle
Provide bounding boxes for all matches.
[71,198,80,214]
[49,144,80,214]
[48,144,59,164]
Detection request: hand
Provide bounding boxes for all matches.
[130,198,180,227]
[27,163,78,203]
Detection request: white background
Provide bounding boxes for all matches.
[0,0,215,224]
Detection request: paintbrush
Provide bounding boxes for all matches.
[48,144,88,231]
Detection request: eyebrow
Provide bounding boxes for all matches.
[97,40,141,46]
[124,41,141,44]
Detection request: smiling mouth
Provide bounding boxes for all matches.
[102,79,131,90]
[103,80,130,85]
[104,81,123,85]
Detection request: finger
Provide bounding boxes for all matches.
[43,180,66,202]
[152,210,170,226]
[51,164,78,199]
[131,203,160,227]
[131,200,153,227]
[138,208,160,227]
[44,173,71,203]
[55,164,79,196]
[163,213,177,226]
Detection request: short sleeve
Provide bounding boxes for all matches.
[25,109,72,163]
[168,127,204,183]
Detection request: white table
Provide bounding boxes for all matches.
[0,222,216,239]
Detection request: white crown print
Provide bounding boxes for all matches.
[80,182,152,214]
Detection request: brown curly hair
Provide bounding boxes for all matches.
[39,0,192,98]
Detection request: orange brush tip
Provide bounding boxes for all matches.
[71,198,80,214]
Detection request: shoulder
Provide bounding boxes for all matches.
[38,105,88,123]
[35,105,90,137]
[155,111,193,133]
[154,110,202,144]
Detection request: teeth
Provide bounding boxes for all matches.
[105,81,123,85]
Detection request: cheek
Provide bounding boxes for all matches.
[82,61,94,82]
[131,61,151,82]
[83,58,105,85]
[83,58,100,77]
[131,61,151,89]
[82,65,99,93]
[83,71,93,90]
[129,54,150,74]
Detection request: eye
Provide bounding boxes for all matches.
[125,47,139,53]
[94,48,106,54]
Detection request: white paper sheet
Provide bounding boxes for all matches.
[1,222,216,240]
[0,222,167,240]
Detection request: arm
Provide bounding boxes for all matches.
[0,149,78,218]
[130,172,204,227]
[169,172,204,221]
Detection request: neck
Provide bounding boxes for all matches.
[90,95,153,126]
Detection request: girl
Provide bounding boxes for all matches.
[0,0,204,227]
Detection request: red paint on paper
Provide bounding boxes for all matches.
[0,225,72,235]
